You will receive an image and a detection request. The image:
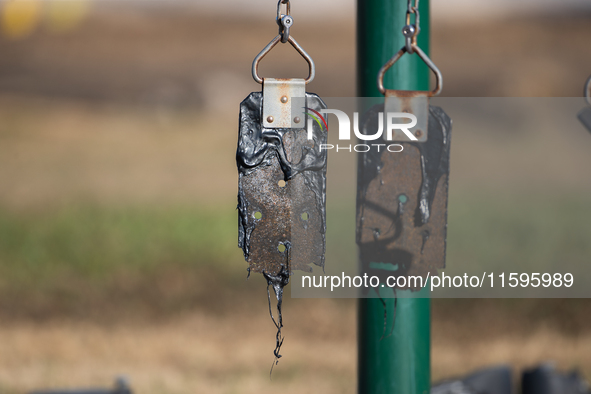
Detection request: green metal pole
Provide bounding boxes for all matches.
[357,1,431,393]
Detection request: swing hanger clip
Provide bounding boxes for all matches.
[403,0,420,54]
[277,0,293,43]
[251,0,315,84]
[377,0,442,96]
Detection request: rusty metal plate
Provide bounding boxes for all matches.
[385,93,429,142]
[356,104,452,291]
[237,91,327,278]
[262,78,306,129]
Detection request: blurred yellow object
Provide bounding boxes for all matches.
[46,0,90,34]
[1,0,42,39]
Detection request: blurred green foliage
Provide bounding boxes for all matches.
[0,193,589,302]
[447,193,591,275]
[0,204,241,287]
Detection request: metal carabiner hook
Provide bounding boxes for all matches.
[276,0,292,43]
[377,44,442,96]
[251,34,316,84]
[402,24,417,54]
[279,15,294,43]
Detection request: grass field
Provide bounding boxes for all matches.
[0,199,590,393]
[1,193,591,319]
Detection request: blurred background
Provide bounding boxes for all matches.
[0,0,591,393]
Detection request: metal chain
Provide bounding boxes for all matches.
[403,0,420,54]
[406,0,420,29]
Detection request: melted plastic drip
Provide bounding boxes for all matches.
[413,107,452,226]
[263,263,290,374]
[420,230,430,254]
[378,288,397,341]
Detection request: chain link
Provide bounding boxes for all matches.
[403,0,420,53]
[406,0,420,29]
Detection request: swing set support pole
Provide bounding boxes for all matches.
[357,0,432,393]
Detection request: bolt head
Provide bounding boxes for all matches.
[267,116,274,123]
[415,129,423,137]
[402,24,416,38]
[293,116,301,124]
[280,96,288,103]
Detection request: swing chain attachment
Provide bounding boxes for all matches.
[377,0,442,96]
[251,0,315,84]
[403,0,420,54]
[377,44,442,96]
[277,0,293,43]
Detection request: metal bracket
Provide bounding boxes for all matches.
[263,78,306,129]
[384,92,429,142]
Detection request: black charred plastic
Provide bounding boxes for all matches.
[236,90,328,370]
[356,104,452,289]
[237,91,328,272]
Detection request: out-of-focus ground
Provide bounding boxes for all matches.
[1,4,591,394]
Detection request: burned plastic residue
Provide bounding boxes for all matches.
[263,264,290,372]
[237,92,327,268]
[413,107,452,226]
[237,91,327,368]
[357,104,452,289]
[358,105,451,227]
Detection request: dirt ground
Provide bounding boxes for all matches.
[1,298,591,394]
